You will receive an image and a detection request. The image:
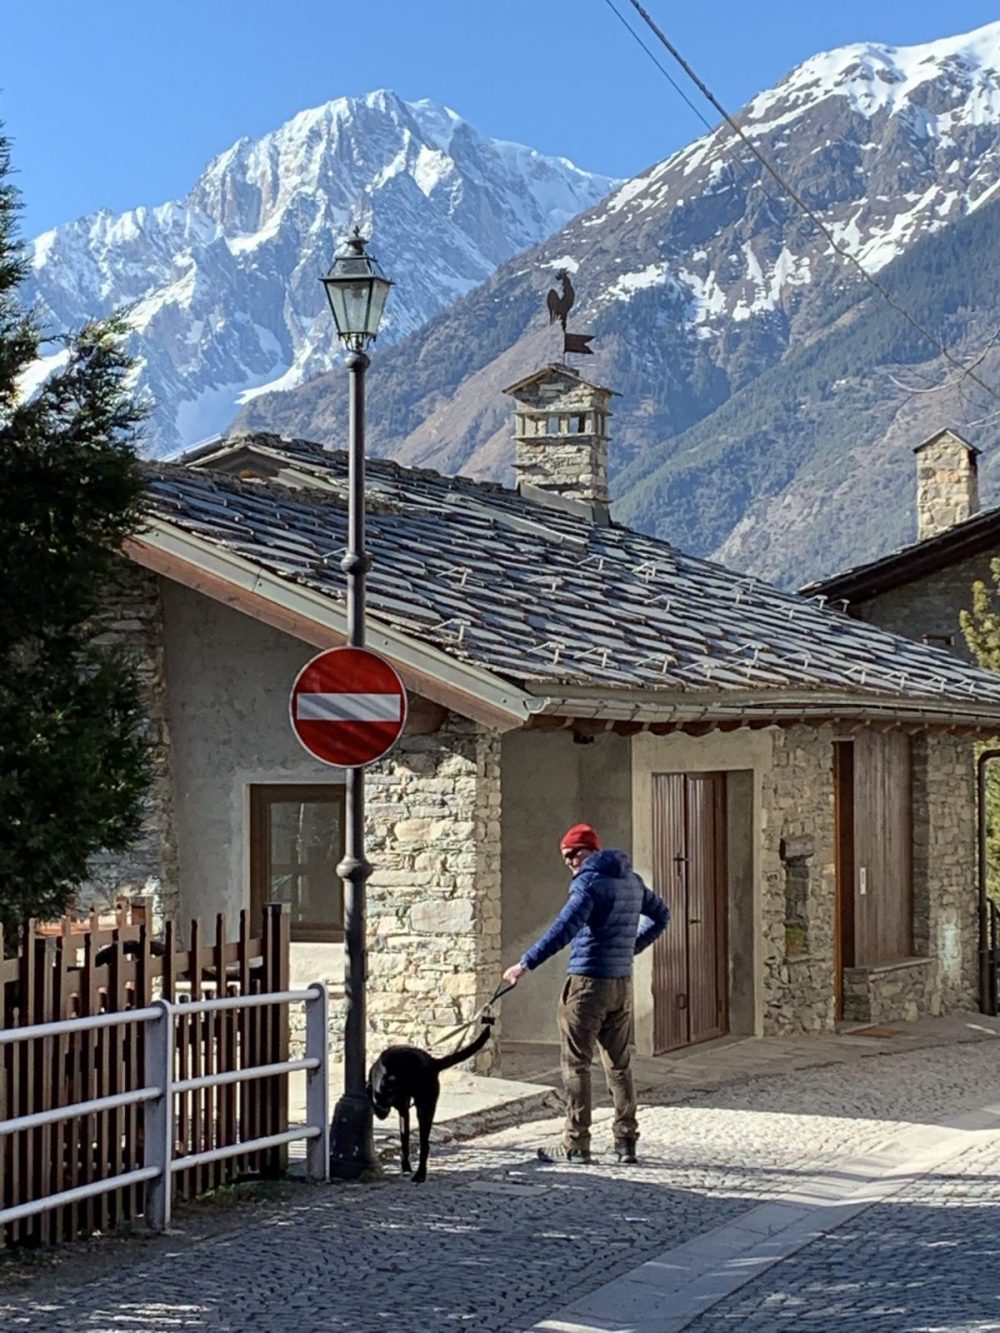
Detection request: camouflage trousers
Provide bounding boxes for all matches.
[557,974,638,1152]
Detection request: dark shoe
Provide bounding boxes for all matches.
[614,1138,638,1164]
[537,1144,592,1165]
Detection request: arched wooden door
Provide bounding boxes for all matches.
[651,772,728,1054]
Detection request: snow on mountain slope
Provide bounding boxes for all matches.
[235,20,1000,590]
[24,91,617,457]
[586,19,1000,338]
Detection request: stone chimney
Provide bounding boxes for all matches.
[503,364,613,519]
[914,429,980,541]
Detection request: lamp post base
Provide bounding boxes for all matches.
[329,1092,381,1180]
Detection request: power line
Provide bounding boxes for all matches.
[602,0,789,225]
[618,0,1000,406]
[602,0,713,134]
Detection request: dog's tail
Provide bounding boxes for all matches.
[433,1015,494,1071]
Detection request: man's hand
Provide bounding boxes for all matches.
[503,962,527,986]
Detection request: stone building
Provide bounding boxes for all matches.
[100,374,1000,1065]
[802,428,995,663]
[803,427,1000,1020]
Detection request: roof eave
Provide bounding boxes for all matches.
[124,520,539,732]
[526,686,1000,731]
[802,508,1000,604]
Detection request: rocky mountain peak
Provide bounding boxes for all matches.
[23,91,617,458]
[234,20,1000,588]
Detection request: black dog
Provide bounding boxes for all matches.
[366,1016,494,1182]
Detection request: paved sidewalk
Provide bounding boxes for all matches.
[289,1011,1000,1151]
[501,1010,1000,1107]
[4,1025,1000,1333]
[682,1132,1000,1331]
[534,1104,1000,1331]
[287,1060,558,1157]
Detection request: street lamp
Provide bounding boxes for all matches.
[321,227,393,1179]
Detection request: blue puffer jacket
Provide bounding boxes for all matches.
[520,849,670,979]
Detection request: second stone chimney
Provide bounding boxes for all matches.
[503,364,613,519]
[914,429,980,541]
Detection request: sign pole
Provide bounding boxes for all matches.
[329,346,379,1180]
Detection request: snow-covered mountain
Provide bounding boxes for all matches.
[658,19,1000,328]
[238,21,1000,585]
[24,91,617,457]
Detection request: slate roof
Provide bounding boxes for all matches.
[141,433,1000,722]
[802,502,1000,605]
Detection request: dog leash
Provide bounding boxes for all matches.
[431,978,517,1051]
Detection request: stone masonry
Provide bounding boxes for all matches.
[759,726,837,1035]
[915,428,979,541]
[854,548,994,665]
[911,731,978,1013]
[760,726,978,1028]
[841,956,937,1024]
[287,713,503,1067]
[83,560,180,923]
[86,565,982,1060]
[363,714,503,1073]
[505,366,611,507]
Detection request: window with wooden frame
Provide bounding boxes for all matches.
[250,785,345,942]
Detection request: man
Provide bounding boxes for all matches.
[503,823,670,1165]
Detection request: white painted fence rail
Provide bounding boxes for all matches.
[0,981,329,1233]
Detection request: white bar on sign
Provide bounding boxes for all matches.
[296,692,402,723]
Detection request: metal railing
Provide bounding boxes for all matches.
[0,982,329,1233]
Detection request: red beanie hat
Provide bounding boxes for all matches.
[560,823,601,854]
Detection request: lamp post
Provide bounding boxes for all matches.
[321,227,393,1179]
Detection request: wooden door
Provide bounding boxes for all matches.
[652,772,728,1054]
[852,731,913,964]
[834,733,913,995]
[833,740,854,1018]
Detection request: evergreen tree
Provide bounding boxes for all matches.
[0,127,150,945]
[960,566,1000,902]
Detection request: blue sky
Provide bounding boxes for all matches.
[6,0,1000,238]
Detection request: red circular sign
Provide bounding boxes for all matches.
[289,647,408,768]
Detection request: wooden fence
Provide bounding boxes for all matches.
[1,900,290,1247]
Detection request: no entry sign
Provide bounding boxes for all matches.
[290,646,408,768]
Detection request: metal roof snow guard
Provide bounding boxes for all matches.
[121,433,1000,735]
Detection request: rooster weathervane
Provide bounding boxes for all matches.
[545,266,593,356]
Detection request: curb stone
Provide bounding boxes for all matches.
[530,1105,1000,1333]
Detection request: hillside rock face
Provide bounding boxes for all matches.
[23,92,616,458]
[237,21,1000,585]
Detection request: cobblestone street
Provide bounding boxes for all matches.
[683,1134,1000,1332]
[2,1039,1000,1332]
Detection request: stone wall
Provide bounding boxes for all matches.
[363,716,502,1073]
[758,728,977,1030]
[83,561,179,923]
[842,957,938,1024]
[912,732,978,1013]
[854,549,997,666]
[759,727,837,1035]
[915,430,979,541]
